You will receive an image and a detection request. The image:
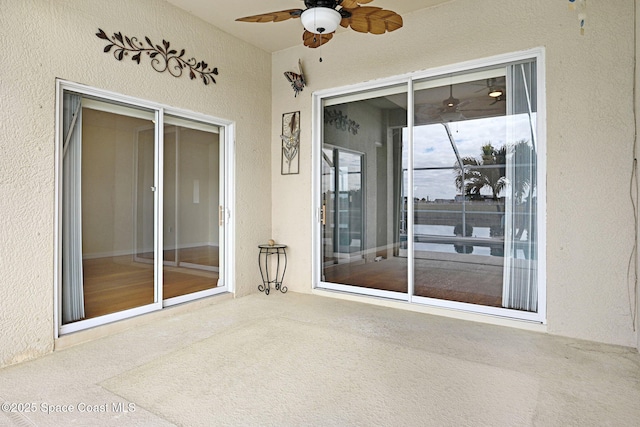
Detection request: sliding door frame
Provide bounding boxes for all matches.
[54,79,235,337]
[311,48,546,324]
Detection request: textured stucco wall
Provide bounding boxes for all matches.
[0,0,271,367]
[272,0,638,347]
[636,0,640,353]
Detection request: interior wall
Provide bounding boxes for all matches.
[272,0,638,347]
[81,109,146,257]
[0,0,272,367]
[324,101,385,260]
[176,128,219,248]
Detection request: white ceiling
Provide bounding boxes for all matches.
[163,0,505,122]
[165,0,453,53]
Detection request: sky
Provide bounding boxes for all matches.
[405,114,534,200]
[321,112,536,202]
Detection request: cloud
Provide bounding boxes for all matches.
[401,114,533,200]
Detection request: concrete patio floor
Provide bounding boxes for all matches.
[1,292,639,426]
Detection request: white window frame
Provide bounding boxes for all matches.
[311,48,547,324]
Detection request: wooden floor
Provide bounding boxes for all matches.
[82,246,219,319]
[138,245,219,266]
[323,254,503,307]
[82,246,502,320]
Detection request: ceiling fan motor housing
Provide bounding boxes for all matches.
[305,0,340,9]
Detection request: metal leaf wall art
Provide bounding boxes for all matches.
[96,29,219,85]
[324,109,360,135]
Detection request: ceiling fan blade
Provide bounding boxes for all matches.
[340,0,374,8]
[460,108,503,113]
[303,30,334,48]
[236,9,303,23]
[343,7,403,34]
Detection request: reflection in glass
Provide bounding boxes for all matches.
[318,60,538,313]
[410,66,537,311]
[321,86,408,295]
[162,119,221,300]
[335,150,363,254]
[411,113,508,307]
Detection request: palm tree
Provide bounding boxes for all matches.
[509,140,536,243]
[510,140,534,204]
[454,143,507,200]
[454,140,536,247]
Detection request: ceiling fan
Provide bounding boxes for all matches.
[416,84,503,124]
[474,78,506,105]
[235,0,403,48]
[441,85,469,111]
[431,85,472,121]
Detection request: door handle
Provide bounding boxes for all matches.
[219,205,224,226]
[321,204,326,226]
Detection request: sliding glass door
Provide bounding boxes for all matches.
[315,52,544,321]
[64,98,157,323]
[162,117,224,303]
[57,82,231,334]
[411,70,510,308]
[320,85,408,297]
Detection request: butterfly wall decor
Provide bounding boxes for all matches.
[284,60,306,97]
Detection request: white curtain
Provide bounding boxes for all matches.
[502,62,538,311]
[62,93,85,323]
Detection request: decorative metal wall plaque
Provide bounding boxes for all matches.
[324,109,360,135]
[96,29,219,85]
[280,111,300,175]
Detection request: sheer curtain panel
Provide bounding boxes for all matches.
[502,62,538,312]
[62,93,85,323]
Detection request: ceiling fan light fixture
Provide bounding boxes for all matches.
[489,88,504,98]
[301,7,342,34]
[444,96,459,108]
